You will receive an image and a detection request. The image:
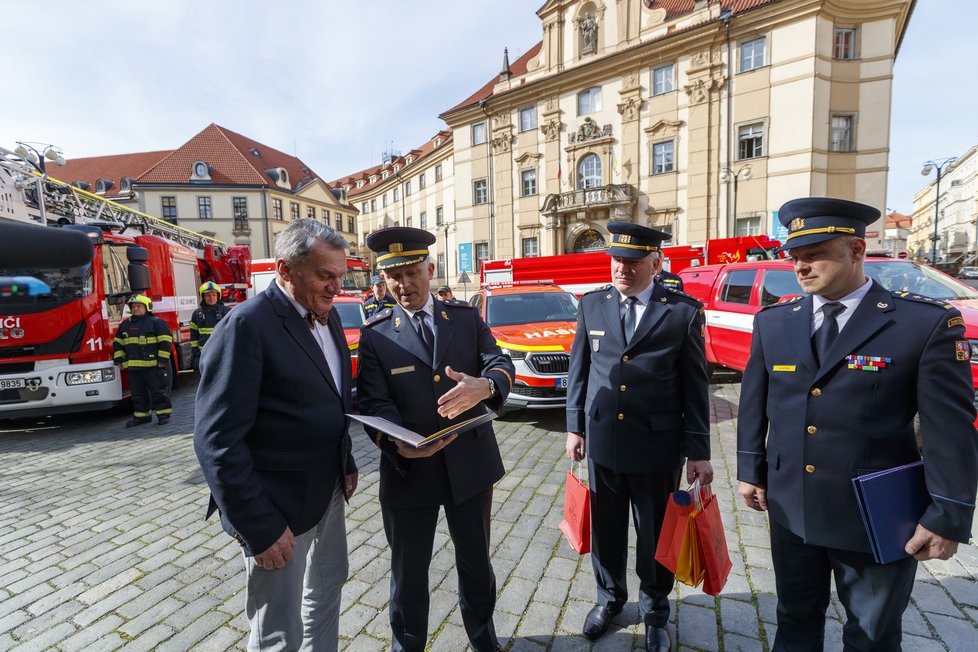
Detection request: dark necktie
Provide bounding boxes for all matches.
[813,301,844,364]
[622,296,638,345]
[415,312,434,361]
[306,311,329,328]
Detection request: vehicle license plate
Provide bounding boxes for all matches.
[556,377,568,389]
[0,378,26,390]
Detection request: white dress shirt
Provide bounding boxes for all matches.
[810,276,873,335]
[403,294,436,337]
[618,280,657,324]
[276,279,343,391]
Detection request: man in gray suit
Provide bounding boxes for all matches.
[195,218,358,651]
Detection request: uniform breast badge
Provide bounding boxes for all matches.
[846,355,892,371]
[592,339,600,352]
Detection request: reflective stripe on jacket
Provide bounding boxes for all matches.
[113,315,173,369]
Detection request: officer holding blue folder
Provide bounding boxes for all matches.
[737,197,978,651]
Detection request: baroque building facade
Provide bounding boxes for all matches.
[907,144,978,265]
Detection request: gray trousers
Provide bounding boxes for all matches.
[244,485,348,652]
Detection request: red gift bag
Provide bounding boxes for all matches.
[655,487,697,573]
[559,466,591,554]
[694,490,732,596]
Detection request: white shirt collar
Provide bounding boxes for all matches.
[276,278,310,318]
[403,294,435,321]
[812,277,873,314]
[619,280,657,306]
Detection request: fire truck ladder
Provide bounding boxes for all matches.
[1,146,228,254]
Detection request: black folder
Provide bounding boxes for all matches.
[851,461,929,564]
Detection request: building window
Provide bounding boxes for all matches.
[197,196,213,219]
[519,107,536,132]
[653,64,674,95]
[834,26,857,60]
[348,216,355,233]
[577,86,602,116]
[405,180,411,196]
[521,169,537,197]
[740,36,766,72]
[420,211,428,229]
[437,253,446,278]
[522,237,539,258]
[738,123,765,159]
[473,179,488,205]
[336,214,343,231]
[233,197,248,230]
[290,202,299,220]
[736,215,762,236]
[370,199,376,212]
[393,187,399,202]
[162,196,178,223]
[831,114,855,152]
[272,198,283,220]
[658,224,674,244]
[475,242,489,270]
[436,205,444,226]
[321,208,329,222]
[407,216,413,227]
[577,154,602,190]
[306,205,316,219]
[362,202,368,213]
[382,194,388,208]
[435,165,443,182]
[472,122,487,146]
[652,141,675,174]
[419,173,426,189]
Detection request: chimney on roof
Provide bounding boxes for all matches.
[500,47,512,81]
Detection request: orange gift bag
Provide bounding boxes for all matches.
[694,487,732,596]
[654,487,696,573]
[559,463,591,554]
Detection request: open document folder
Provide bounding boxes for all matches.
[347,411,496,448]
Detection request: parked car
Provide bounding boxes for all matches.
[958,267,978,279]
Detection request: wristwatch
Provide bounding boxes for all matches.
[486,377,497,398]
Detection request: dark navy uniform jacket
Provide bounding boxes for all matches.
[738,281,978,551]
[194,281,356,556]
[364,293,397,318]
[356,297,515,508]
[567,283,711,473]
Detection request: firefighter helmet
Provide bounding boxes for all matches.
[199,281,221,298]
[127,294,153,312]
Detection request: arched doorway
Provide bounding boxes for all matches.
[572,228,606,252]
[577,154,602,190]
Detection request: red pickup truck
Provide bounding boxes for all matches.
[679,259,978,404]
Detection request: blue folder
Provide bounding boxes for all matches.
[851,461,929,565]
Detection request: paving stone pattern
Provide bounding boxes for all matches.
[1,377,976,650]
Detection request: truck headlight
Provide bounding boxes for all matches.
[65,368,116,385]
[502,347,526,360]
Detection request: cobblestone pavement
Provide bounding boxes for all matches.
[1,376,977,651]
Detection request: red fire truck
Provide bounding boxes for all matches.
[480,236,783,296]
[0,147,251,419]
[248,255,372,299]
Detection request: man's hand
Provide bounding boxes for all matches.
[687,459,713,485]
[391,433,458,459]
[566,432,585,462]
[436,366,492,419]
[253,527,295,570]
[905,524,959,561]
[738,481,768,511]
[345,472,359,500]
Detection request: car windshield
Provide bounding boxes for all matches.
[333,301,366,329]
[342,269,372,293]
[0,265,94,303]
[486,292,579,327]
[866,261,978,300]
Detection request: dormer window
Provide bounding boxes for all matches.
[357,180,364,188]
[249,147,261,157]
[95,179,113,194]
[191,161,212,181]
[382,171,389,180]
[434,138,441,148]
[369,175,377,184]
[407,156,413,164]
[265,167,290,188]
[120,177,134,193]
[72,181,90,191]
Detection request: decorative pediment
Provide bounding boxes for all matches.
[491,134,513,154]
[644,120,684,138]
[514,152,544,165]
[540,118,562,142]
[569,117,612,144]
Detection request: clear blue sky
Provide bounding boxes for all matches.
[4,1,972,213]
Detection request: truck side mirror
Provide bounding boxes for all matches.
[128,264,151,292]
[126,246,149,263]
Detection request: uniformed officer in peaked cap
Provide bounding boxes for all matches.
[566,221,711,651]
[363,274,397,318]
[358,226,515,652]
[738,197,978,650]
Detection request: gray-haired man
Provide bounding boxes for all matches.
[195,218,358,650]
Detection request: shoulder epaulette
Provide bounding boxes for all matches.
[891,292,953,310]
[583,284,613,297]
[364,308,394,327]
[760,295,804,311]
[443,298,473,309]
[664,287,700,304]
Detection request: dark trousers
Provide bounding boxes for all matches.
[770,519,917,652]
[382,488,498,652]
[129,367,172,418]
[589,460,681,627]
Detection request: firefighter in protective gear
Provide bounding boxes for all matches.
[190,281,230,370]
[113,295,174,426]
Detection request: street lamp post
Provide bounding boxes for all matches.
[442,222,456,286]
[719,164,752,236]
[921,157,958,265]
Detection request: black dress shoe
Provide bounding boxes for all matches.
[582,604,621,640]
[157,415,170,426]
[645,625,671,651]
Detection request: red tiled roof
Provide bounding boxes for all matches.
[886,212,912,228]
[51,150,171,197]
[331,130,454,200]
[443,0,778,116]
[139,123,324,191]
